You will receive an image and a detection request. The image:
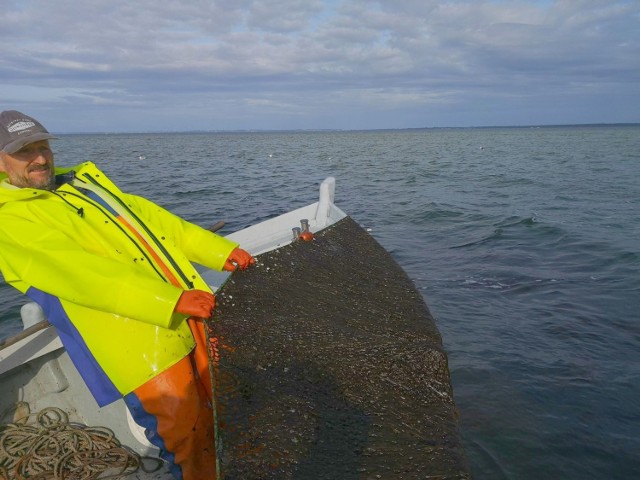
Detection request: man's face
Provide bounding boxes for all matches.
[0,140,56,190]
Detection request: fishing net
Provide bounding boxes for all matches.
[208,216,470,479]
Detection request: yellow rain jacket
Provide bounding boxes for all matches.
[0,162,238,406]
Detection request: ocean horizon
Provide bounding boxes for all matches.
[53,122,640,136]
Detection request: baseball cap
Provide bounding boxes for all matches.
[0,110,57,154]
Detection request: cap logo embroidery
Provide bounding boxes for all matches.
[8,121,36,133]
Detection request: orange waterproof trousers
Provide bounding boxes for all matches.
[124,318,217,480]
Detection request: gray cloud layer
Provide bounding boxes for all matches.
[2,0,638,131]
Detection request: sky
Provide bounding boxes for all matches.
[2,0,639,133]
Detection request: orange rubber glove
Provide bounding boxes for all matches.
[223,247,255,272]
[174,290,215,318]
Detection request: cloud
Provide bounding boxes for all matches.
[1,0,638,131]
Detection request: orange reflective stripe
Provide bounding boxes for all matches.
[116,216,182,287]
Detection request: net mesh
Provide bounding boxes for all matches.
[208,216,470,479]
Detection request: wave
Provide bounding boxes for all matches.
[450,214,567,249]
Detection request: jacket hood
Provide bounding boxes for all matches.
[0,164,82,206]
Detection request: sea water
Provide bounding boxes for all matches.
[1,126,638,479]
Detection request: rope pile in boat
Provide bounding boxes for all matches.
[0,403,161,479]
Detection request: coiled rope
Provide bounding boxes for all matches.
[0,404,162,479]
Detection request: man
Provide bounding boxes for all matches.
[0,110,254,479]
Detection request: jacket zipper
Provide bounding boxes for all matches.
[79,173,194,289]
[61,189,169,283]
